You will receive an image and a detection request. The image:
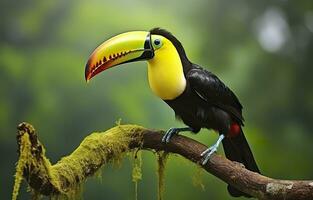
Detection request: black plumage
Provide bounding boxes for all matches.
[150,28,260,197]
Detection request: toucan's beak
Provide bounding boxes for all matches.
[85,31,154,82]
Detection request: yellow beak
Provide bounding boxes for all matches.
[85,31,154,81]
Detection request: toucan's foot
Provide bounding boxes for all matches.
[162,127,193,143]
[200,134,225,165]
[200,145,218,165]
[162,128,179,143]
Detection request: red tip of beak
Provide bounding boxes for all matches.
[85,58,115,82]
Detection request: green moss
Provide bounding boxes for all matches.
[131,150,142,200]
[12,134,32,200]
[156,151,169,200]
[12,124,146,200]
[51,125,145,196]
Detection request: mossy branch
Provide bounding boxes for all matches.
[13,122,313,200]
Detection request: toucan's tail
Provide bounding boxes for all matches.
[222,129,260,198]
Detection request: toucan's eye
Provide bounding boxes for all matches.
[153,39,163,49]
[154,39,161,46]
[151,37,163,49]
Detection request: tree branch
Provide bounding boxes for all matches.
[13,122,313,200]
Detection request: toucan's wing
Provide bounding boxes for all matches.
[187,66,244,124]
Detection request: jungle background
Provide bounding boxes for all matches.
[1,0,313,199]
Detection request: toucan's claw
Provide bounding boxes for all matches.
[162,127,193,143]
[200,134,225,165]
[162,128,179,143]
[201,145,218,165]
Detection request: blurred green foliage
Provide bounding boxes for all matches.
[1,0,313,199]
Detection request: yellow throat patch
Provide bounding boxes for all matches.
[147,37,186,100]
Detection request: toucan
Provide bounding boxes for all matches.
[85,28,260,197]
